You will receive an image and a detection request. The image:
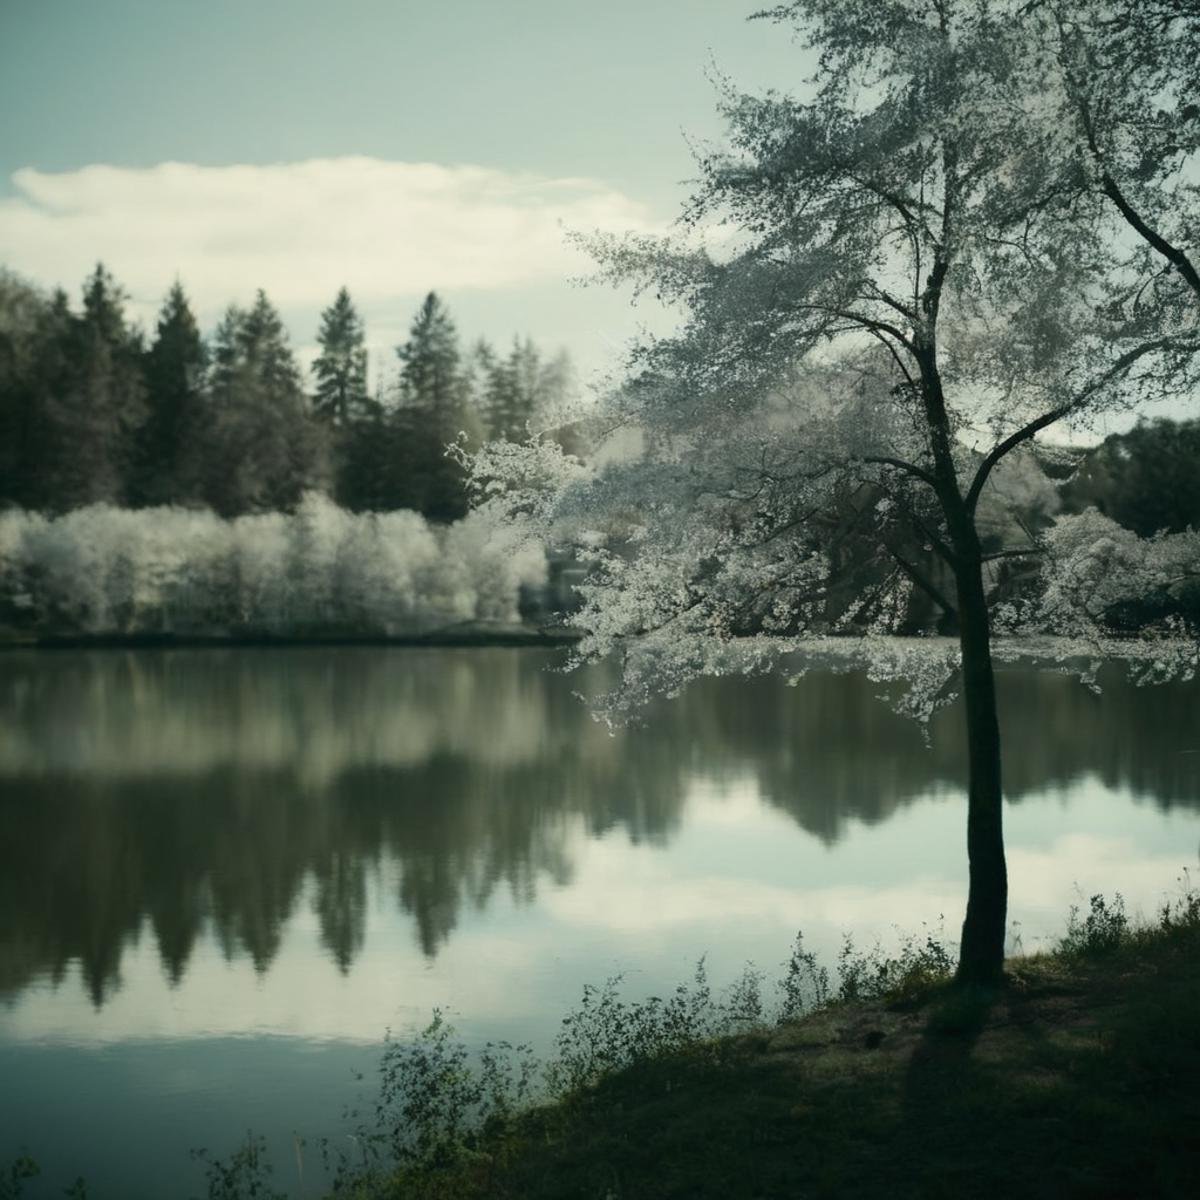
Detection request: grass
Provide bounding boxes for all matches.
[335,884,1200,1200]
[6,887,1198,1199]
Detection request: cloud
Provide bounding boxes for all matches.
[0,157,661,324]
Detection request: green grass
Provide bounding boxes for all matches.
[6,891,1198,1199]
[345,887,1200,1200]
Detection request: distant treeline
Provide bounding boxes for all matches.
[0,265,582,521]
[1054,418,1200,540]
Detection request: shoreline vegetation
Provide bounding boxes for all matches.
[7,888,1197,1199]
[326,889,1200,1200]
[0,622,581,650]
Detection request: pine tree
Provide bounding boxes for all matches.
[204,291,327,515]
[0,271,54,508]
[36,264,148,510]
[482,338,535,443]
[132,281,208,506]
[313,287,368,427]
[481,337,584,453]
[393,292,480,520]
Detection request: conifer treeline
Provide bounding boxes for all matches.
[0,265,579,520]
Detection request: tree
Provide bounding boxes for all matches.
[313,287,369,427]
[204,291,328,515]
[132,281,208,506]
[0,270,54,509]
[394,292,481,521]
[22,264,148,510]
[1062,419,1200,538]
[468,0,1198,984]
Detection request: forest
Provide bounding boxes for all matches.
[0,258,1198,640]
[0,265,580,521]
[0,265,584,636]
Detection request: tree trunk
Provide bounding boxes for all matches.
[953,557,1008,985]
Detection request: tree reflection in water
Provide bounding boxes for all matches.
[0,647,1196,1006]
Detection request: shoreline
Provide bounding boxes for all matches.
[0,622,583,651]
[353,906,1200,1200]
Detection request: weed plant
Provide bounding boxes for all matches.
[5,879,1197,1198]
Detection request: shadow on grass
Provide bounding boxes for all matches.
[442,929,1200,1200]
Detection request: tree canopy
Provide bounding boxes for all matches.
[0,268,576,523]
[469,0,1199,983]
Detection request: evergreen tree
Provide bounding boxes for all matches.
[482,337,537,443]
[393,292,480,521]
[0,271,52,508]
[1063,419,1200,537]
[204,291,327,515]
[32,265,148,510]
[336,391,402,513]
[313,287,376,511]
[312,287,368,427]
[480,337,585,455]
[396,292,464,413]
[463,338,496,432]
[132,281,208,506]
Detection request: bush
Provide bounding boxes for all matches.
[1059,893,1130,958]
[0,496,546,638]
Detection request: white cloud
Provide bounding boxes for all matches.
[0,157,661,325]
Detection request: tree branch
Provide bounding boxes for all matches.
[965,335,1191,517]
[1068,63,1200,301]
[862,456,939,489]
[886,545,958,618]
[787,302,916,352]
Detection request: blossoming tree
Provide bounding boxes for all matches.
[468,0,1199,984]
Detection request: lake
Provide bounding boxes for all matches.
[1,646,1198,1197]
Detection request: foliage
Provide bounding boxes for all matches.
[0,267,576,524]
[778,930,831,1019]
[469,0,1198,715]
[340,882,1200,1197]
[313,287,369,428]
[190,1134,287,1200]
[332,1012,538,1181]
[1059,892,1130,958]
[0,265,146,512]
[478,337,576,446]
[390,293,480,521]
[0,493,546,637]
[465,0,1200,984]
[133,281,209,507]
[0,1157,37,1200]
[1062,418,1200,538]
[833,926,956,1004]
[1009,508,1200,635]
[205,291,329,516]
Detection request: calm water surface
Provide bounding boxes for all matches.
[1,647,1198,1197]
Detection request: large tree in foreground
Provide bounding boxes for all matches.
[470,0,1199,984]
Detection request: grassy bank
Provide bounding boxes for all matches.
[352,893,1199,1200]
[6,893,1197,1199]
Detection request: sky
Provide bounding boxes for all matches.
[0,0,814,384]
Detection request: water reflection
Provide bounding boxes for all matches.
[0,647,1196,1008]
